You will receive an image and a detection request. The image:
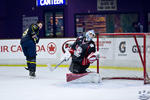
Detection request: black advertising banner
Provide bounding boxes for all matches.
[97,0,117,11]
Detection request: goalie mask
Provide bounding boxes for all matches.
[85,30,95,41]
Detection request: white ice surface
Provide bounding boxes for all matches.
[0,67,150,100]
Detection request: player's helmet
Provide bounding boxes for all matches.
[85,30,95,41]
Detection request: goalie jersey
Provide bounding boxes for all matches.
[21,24,40,44]
[70,36,96,65]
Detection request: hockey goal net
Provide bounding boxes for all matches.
[96,33,150,84]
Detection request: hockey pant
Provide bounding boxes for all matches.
[69,61,90,74]
[21,40,36,72]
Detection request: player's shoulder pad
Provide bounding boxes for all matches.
[32,24,39,30]
[90,40,95,44]
[78,36,83,38]
[76,36,83,41]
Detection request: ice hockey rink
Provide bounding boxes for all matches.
[0,66,150,100]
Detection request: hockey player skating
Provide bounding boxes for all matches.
[20,20,43,78]
[62,30,99,74]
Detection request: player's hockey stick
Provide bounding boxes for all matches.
[47,59,66,71]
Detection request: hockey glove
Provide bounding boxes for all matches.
[87,51,100,64]
[61,50,71,61]
[32,34,39,43]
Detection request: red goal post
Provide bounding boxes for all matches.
[96,33,150,84]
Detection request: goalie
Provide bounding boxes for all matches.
[62,30,99,74]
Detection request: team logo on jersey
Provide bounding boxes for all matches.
[47,42,57,54]
[74,46,82,57]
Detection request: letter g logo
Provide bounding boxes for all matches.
[119,41,126,53]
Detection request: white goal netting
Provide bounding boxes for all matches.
[96,33,150,84]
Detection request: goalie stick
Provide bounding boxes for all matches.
[47,59,66,71]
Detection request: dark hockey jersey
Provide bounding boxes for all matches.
[20,24,40,44]
[70,36,96,65]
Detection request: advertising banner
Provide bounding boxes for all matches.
[0,40,23,59]
[99,38,114,60]
[98,38,145,60]
[0,38,75,64]
[0,39,69,59]
[0,38,148,65]
[36,0,66,6]
[114,38,143,60]
[97,0,117,11]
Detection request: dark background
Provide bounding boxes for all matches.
[0,0,149,38]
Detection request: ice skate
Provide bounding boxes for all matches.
[29,71,36,79]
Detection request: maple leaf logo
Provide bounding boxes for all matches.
[49,44,55,51]
[47,42,57,54]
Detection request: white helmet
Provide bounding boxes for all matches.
[85,30,95,41]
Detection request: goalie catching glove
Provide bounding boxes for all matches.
[87,51,100,64]
[82,51,100,66]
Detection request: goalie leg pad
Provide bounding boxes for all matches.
[66,72,101,83]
